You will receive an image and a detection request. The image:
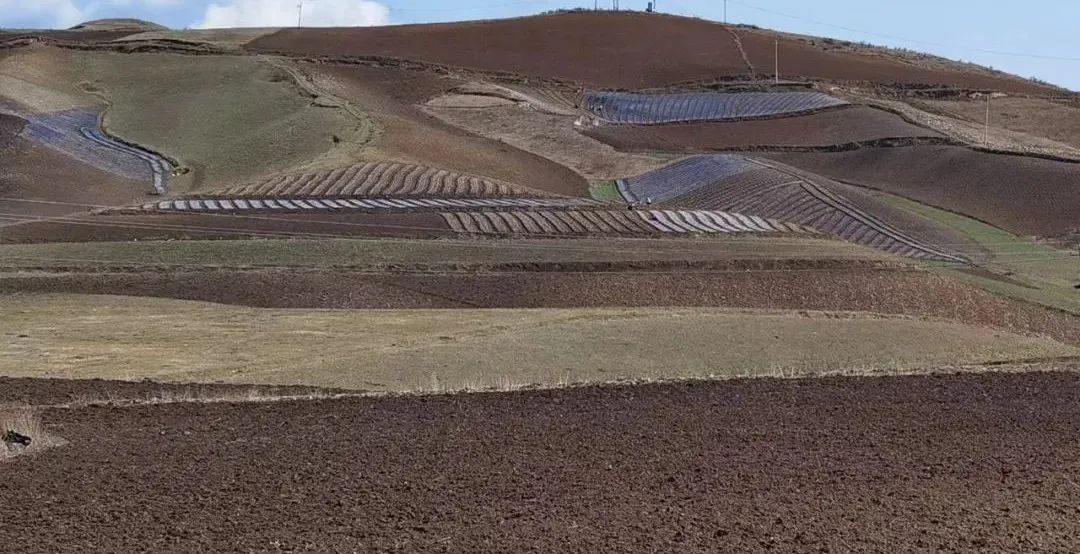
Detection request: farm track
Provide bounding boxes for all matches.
[5,371,1080,551]
[620,155,966,262]
[206,161,553,199]
[583,90,848,124]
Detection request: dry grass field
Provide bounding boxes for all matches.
[1,294,1075,392]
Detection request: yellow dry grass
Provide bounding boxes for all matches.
[2,294,1075,393]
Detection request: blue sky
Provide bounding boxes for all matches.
[4,0,1077,90]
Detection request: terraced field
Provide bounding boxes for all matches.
[14,108,170,193]
[134,197,600,213]
[206,162,552,199]
[619,156,965,261]
[583,91,848,124]
[442,209,803,236]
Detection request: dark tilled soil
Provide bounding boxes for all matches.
[0,113,26,148]
[248,12,1056,93]
[0,137,151,220]
[0,211,451,243]
[3,370,1080,552]
[764,145,1080,237]
[3,268,1076,343]
[0,377,347,407]
[584,106,943,151]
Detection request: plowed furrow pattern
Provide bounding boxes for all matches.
[214,162,548,198]
[623,154,966,262]
[440,210,801,236]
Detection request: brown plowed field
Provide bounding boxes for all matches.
[764,145,1080,237]
[0,30,139,43]
[211,161,548,198]
[0,137,150,221]
[248,12,1056,93]
[585,106,943,151]
[0,113,26,146]
[0,376,343,407]
[4,268,1076,343]
[299,63,588,196]
[0,212,451,243]
[5,370,1080,552]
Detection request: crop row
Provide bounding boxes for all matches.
[442,210,802,236]
[133,196,601,213]
[627,155,965,262]
[583,91,848,125]
[216,162,546,199]
[618,155,754,203]
[21,109,169,192]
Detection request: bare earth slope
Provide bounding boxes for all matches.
[765,146,1080,237]
[248,12,1058,93]
[302,63,588,196]
[4,371,1080,552]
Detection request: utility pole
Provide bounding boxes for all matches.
[774,37,779,84]
[724,0,728,23]
[297,1,303,28]
[984,93,991,146]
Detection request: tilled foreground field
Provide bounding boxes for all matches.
[2,371,1080,552]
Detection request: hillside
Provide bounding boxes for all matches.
[247,11,1063,94]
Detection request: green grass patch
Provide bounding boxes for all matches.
[589,180,625,202]
[65,51,373,191]
[876,192,1079,314]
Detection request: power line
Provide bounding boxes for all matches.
[726,0,1080,63]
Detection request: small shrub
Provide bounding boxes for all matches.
[0,407,65,460]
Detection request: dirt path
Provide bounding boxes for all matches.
[3,370,1080,552]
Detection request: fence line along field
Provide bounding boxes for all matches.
[583,90,849,124]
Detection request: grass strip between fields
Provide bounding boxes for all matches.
[1,294,1075,393]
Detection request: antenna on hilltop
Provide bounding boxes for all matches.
[297,1,303,28]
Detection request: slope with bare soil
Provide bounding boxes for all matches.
[4,372,1080,551]
[585,105,944,151]
[247,12,1059,94]
[299,63,589,196]
[0,137,150,222]
[764,145,1080,237]
[921,96,1080,149]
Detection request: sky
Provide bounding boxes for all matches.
[2,0,1077,90]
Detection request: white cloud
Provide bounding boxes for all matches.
[0,0,88,28]
[196,0,390,28]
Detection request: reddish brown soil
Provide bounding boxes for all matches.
[0,30,138,43]
[0,137,151,222]
[302,63,588,196]
[4,370,1080,552]
[0,211,451,243]
[249,12,1057,94]
[0,377,346,407]
[584,106,943,151]
[3,268,1076,343]
[763,145,1080,237]
[0,113,26,147]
